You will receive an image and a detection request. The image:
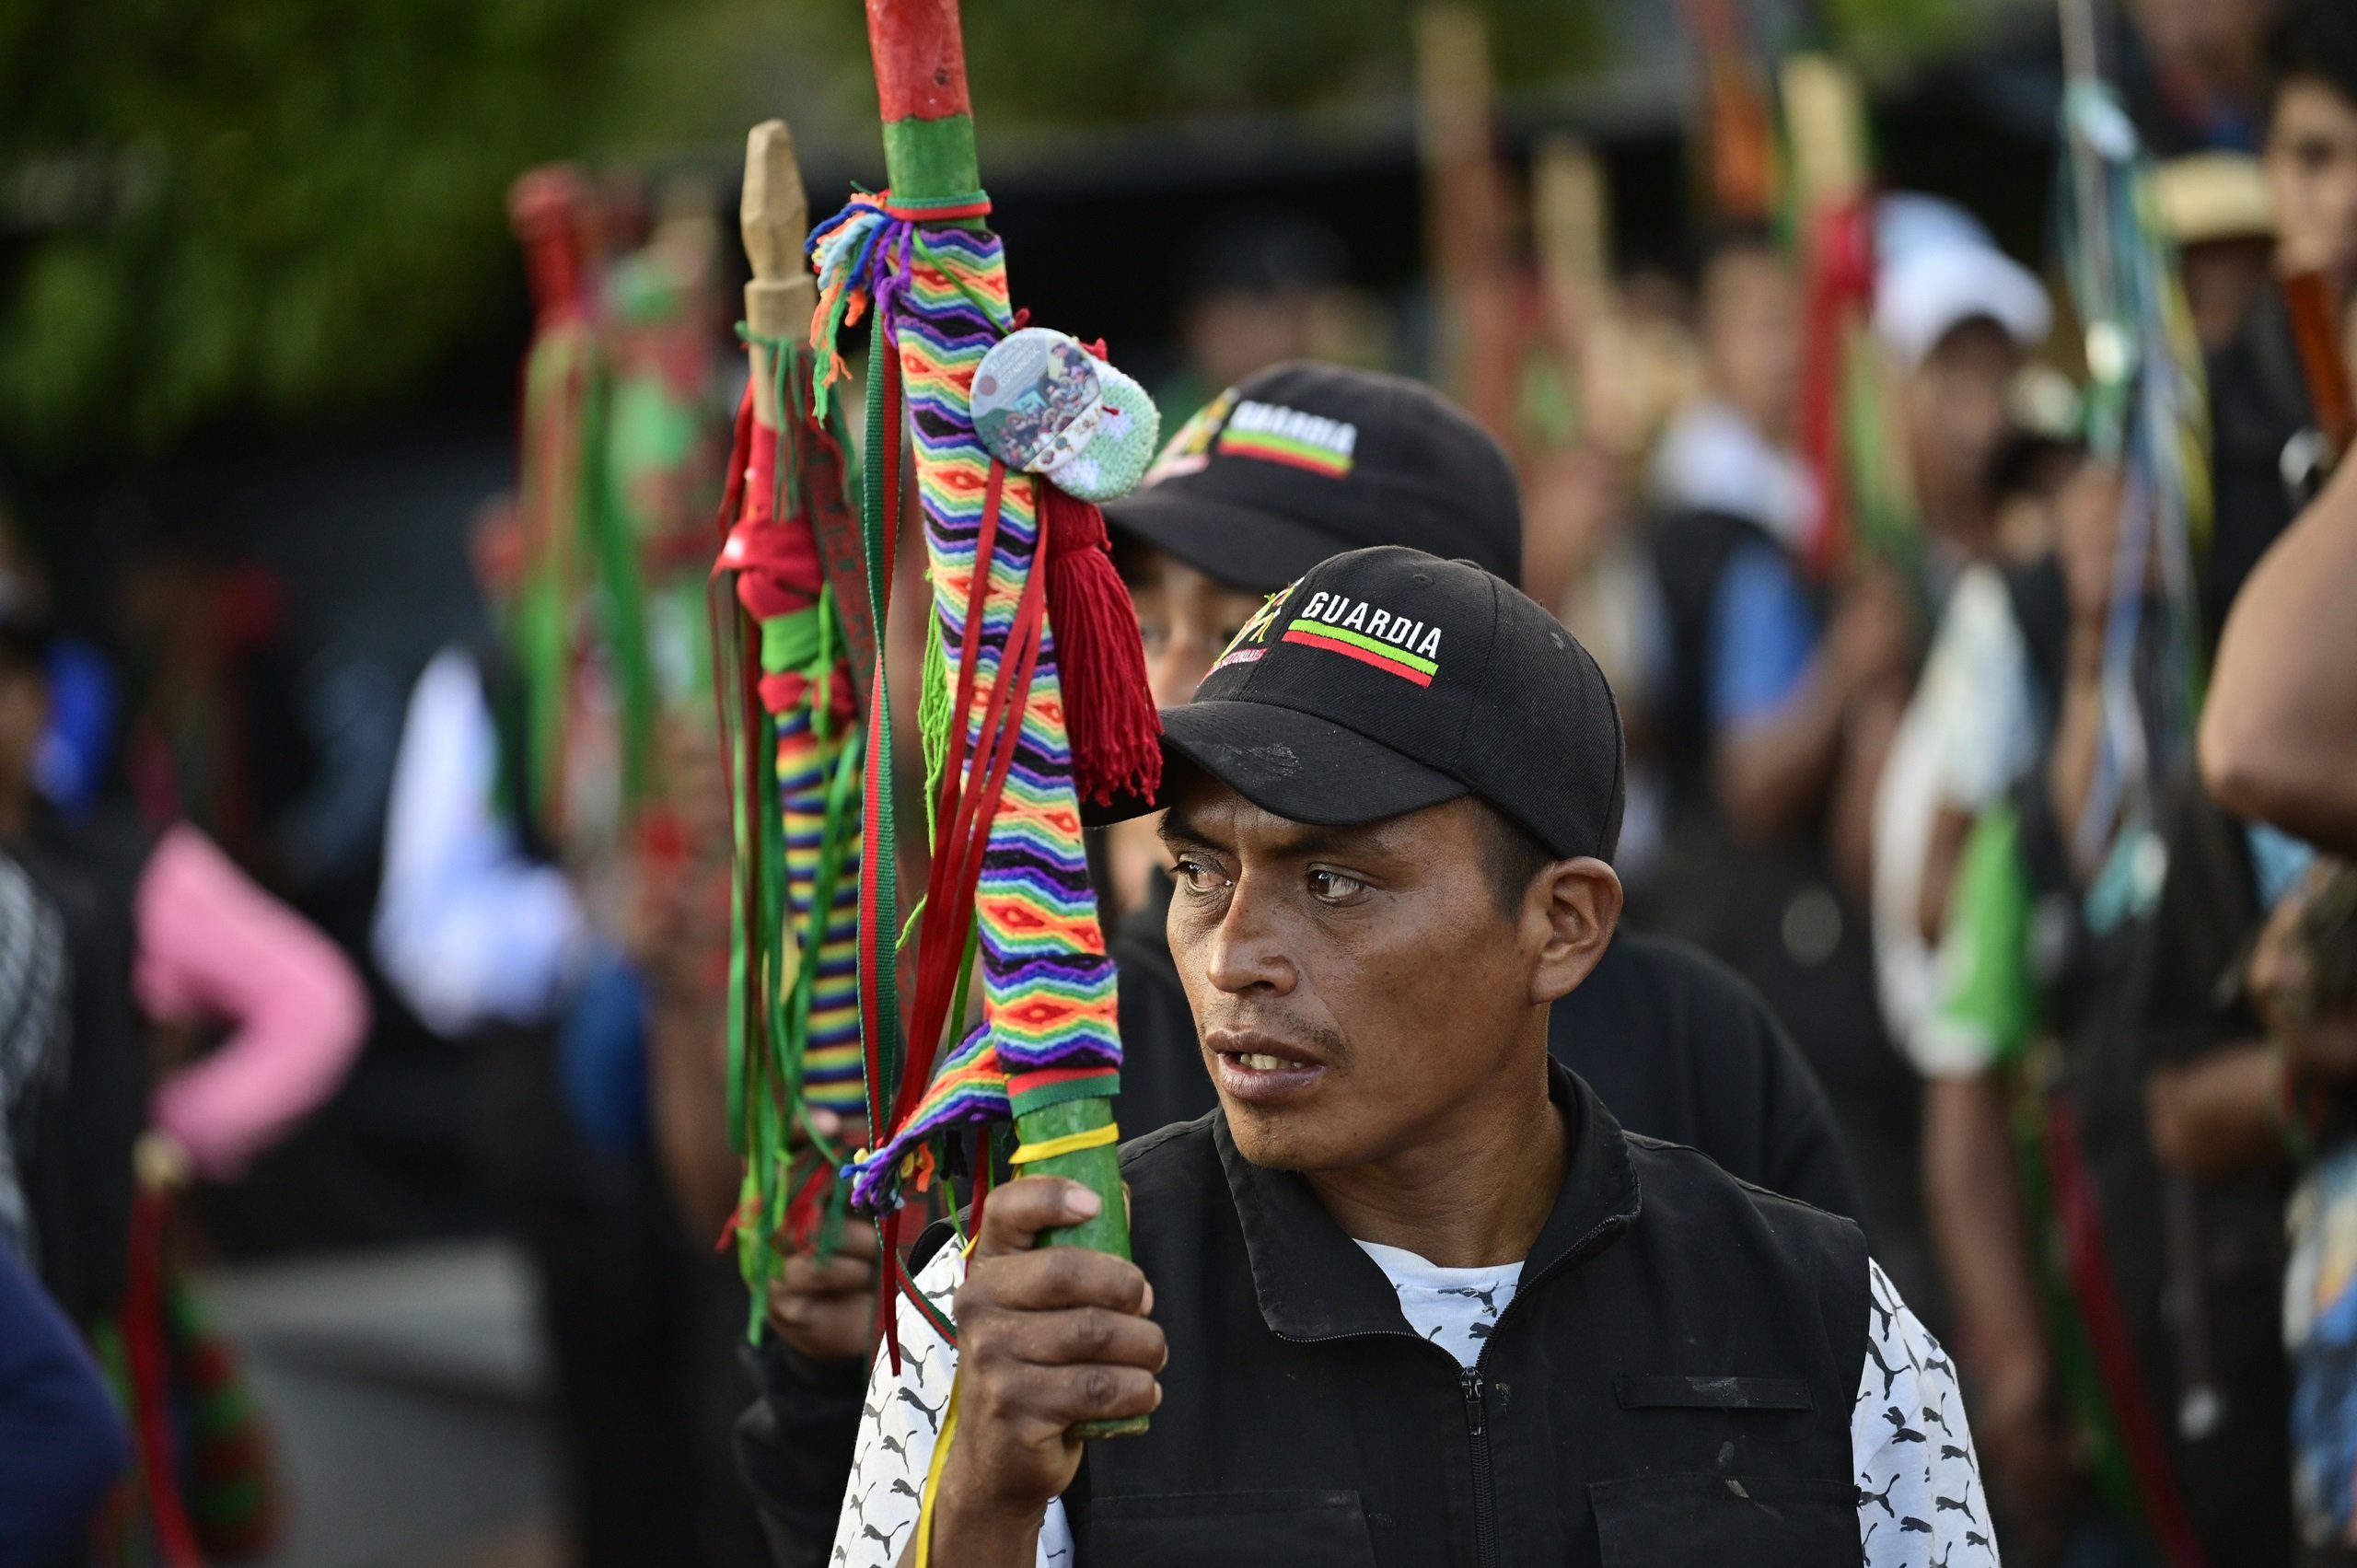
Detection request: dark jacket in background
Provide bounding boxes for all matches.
[2207,286,2315,640]
[2114,768,2295,1562]
[0,1241,129,1565]
[11,810,150,1328]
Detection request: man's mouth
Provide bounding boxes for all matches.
[1205,1029,1330,1105]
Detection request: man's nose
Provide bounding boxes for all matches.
[1202,871,1297,997]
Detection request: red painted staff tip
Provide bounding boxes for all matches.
[508,165,593,321]
[865,0,972,122]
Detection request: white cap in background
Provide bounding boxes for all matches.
[1873,192,2054,368]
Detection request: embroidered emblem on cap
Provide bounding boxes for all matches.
[1282,590,1442,687]
[1142,388,1237,486]
[1216,400,1357,477]
[1204,581,1295,680]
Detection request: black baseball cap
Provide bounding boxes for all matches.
[1105,362,1522,593]
[1102,545,1623,862]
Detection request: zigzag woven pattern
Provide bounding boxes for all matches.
[880,1019,1011,1155]
[774,705,867,1113]
[810,198,1120,1211]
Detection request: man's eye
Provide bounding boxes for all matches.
[1217,624,1246,649]
[1172,856,1229,894]
[1138,620,1170,654]
[1306,867,1367,904]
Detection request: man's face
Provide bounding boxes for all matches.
[1123,543,1271,710]
[1700,246,1801,445]
[1906,318,2020,522]
[2266,79,2357,280]
[1158,778,1555,1173]
[1182,289,1321,392]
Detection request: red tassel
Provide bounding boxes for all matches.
[1039,482,1161,807]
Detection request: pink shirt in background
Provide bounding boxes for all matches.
[136,824,369,1181]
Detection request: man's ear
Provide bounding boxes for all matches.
[1528,857,1622,1006]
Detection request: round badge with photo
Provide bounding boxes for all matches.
[972,327,1160,502]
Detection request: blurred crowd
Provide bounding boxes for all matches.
[7,0,2357,1564]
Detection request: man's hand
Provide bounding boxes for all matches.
[768,1225,882,1364]
[766,1109,882,1364]
[2252,870,2357,1081]
[934,1178,1164,1532]
[1971,1348,2071,1567]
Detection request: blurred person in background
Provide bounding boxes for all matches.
[1643,197,2048,1320]
[2154,152,2279,354]
[2119,0,2281,156]
[0,1236,129,1566]
[0,842,131,1564]
[0,500,117,824]
[1155,213,1351,428]
[0,589,367,1195]
[1874,428,2084,1082]
[1907,435,2313,1565]
[1647,226,1812,560]
[1887,445,2132,1563]
[0,575,365,1559]
[376,500,766,1568]
[1898,20,2357,1552]
[0,849,67,1272]
[2206,0,2357,639]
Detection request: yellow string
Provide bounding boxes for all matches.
[1006,1122,1120,1166]
[912,1370,961,1568]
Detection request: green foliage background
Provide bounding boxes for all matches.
[0,0,2000,456]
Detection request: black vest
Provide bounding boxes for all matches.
[1062,1061,1868,1567]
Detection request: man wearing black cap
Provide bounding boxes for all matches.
[830,548,1990,1568]
[1101,362,1860,1220]
[737,364,1861,1568]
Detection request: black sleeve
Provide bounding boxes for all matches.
[19,837,144,1326]
[1751,1017,1867,1225]
[735,1338,867,1568]
[1673,945,1867,1223]
[1562,935,1865,1224]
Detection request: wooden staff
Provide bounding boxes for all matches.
[1415,3,1516,442]
[1680,0,1777,222]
